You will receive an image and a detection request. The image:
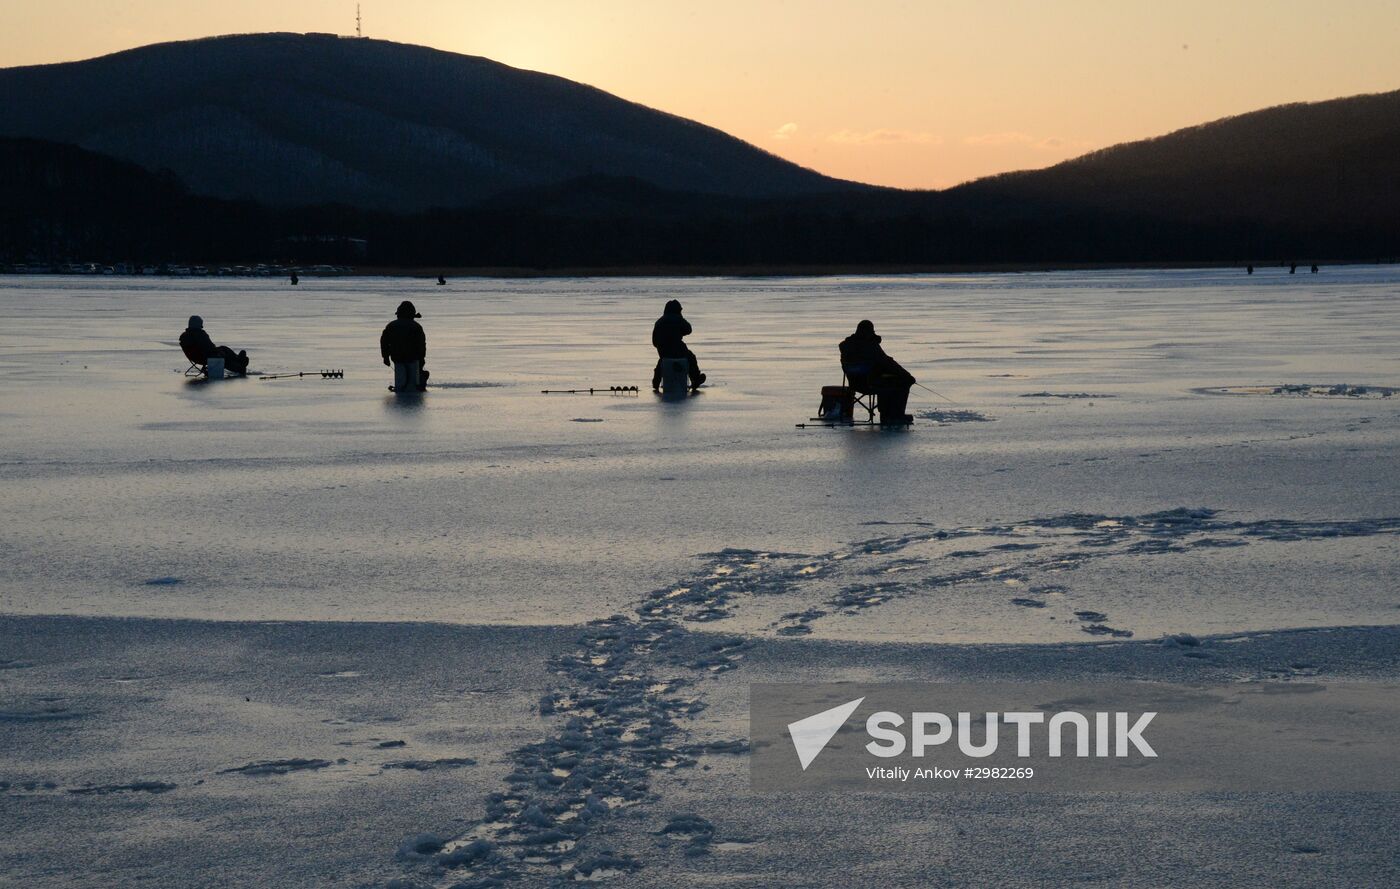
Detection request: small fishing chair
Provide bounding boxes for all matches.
[851,383,881,423]
[180,339,208,378]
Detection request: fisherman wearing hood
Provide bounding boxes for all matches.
[839,320,915,424]
[381,300,429,392]
[651,299,706,391]
[179,315,249,375]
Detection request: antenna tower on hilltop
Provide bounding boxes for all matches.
[356,4,363,38]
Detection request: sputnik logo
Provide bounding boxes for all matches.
[787,697,864,770]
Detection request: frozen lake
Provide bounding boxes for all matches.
[3,268,1400,888]
[1,268,1397,640]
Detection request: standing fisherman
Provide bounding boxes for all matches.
[381,300,429,392]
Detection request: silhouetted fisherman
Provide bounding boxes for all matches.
[180,315,249,374]
[1247,264,1254,275]
[651,299,705,391]
[437,275,447,285]
[290,273,299,285]
[381,300,429,392]
[839,320,914,424]
[1290,263,1297,274]
[1311,264,1319,273]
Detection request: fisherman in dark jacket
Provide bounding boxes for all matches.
[651,299,705,391]
[839,320,914,424]
[179,315,249,375]
[381,300,429,391]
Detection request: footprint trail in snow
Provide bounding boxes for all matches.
[391,507,1400,886]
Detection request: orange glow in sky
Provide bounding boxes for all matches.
[3,1,1398,189]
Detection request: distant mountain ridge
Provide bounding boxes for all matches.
[0,33,857,211]
[951,89,1400,233]
[2,35,1397,267]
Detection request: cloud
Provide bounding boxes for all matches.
[963,131,1035,147]
[964,132,1094,151]
[772,122,798,140]
[827,128,943,146]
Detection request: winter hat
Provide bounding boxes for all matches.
[188,315,203,329]
[664,299,683,314]
[856,319,875,335]
[396,300,421,319]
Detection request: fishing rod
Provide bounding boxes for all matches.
[914,381,959,404]
[540,386,639,395]
[259,369,345,380]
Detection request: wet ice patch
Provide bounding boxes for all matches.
[142,576,183,586]
[915,409,993,423]
[219,758,333,776]
[429,381,509,389]
[1020,391,1117,399]
[1197,383,1397,398]
[2,780,60,793]
[381,757,476,771]
[1075,611,1133,638]
[68,781,177,795]
[0,705,87,723]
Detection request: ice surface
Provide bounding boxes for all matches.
[2,267,1398,887]
[1,268,1398,636]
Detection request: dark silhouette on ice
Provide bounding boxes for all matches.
[381,300,429,392]
[839,320,915,424]
[437,275,447,285]
[651,299,705,393]
[179,315,248,375]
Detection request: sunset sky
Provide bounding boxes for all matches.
[3,1,1398,189]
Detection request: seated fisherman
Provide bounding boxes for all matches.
[651,299,706,391]
[179,315,249,375]
[839,319,915,424]
[380,300,429,391]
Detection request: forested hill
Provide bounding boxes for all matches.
[0,33,857,212]
[949,89,1400,236]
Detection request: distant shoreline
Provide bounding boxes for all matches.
[352,260,1386,279]
[4,259,1389,281]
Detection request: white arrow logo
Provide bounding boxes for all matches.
[787,697,865,770]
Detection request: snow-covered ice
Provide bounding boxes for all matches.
[2,267,1398,887]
